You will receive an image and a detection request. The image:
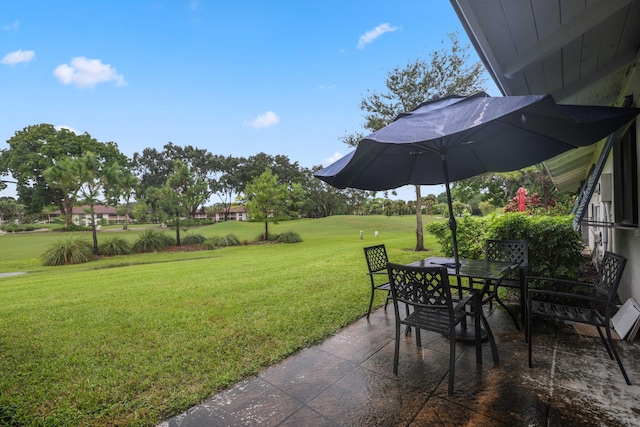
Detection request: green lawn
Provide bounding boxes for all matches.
[0,215,443,426]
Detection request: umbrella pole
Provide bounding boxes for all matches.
[441,154,460,270]
[443,154,486,344]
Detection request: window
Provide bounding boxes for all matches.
[613,121,638,226]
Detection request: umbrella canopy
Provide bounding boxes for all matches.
[315,92,640,265]
[316,92,640,191]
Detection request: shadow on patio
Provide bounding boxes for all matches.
[160,304,640,426]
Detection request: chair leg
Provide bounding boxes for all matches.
[519,282,526,336]
[595,325,615,360]
[480,312,499,364]
[494,293,521,331]
[384,290,391,309]
[527,304,533,368]
[393,322,401,375]
[598,326,631,385]
[448,329,456,396]
[367,289,375,320]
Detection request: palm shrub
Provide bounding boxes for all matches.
[204,234,240,248]
[254,232,279,243]
[203,236,219,250]
[277,231,302,243]
[99,236,133,256]
[159,232,176,247]
[133,230,169,253]
[182,232,206,245]
[41,235,93,266]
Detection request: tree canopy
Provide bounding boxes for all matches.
[345,31,487,250]
[1,124,127,227]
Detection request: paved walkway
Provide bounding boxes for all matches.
[159,305,640,426]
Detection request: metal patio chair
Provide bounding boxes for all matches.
[481,239,528,330]
[387,262,498,395]
[526,251,630,385]
[364,244,392,319]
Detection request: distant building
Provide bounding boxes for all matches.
[213,205,247,222]
[49,205,126,226]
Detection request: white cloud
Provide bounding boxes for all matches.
[324,152,344,167]
[53,56,126,88]
[245,111,280,129]
[55,125,79,134]
[3,20,19,30]
[1,49,35,66]
[318,84,336,90]
[357,23,398,49]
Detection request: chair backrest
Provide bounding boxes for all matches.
[594,251,627,304]
[386,262,453,310]
[364,244,389,274]
[486,239,528,268]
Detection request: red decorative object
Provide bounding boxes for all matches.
[517,187,527,212]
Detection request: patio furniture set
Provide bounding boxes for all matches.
[364,242,631,395]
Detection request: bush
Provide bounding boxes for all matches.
[182,232,206,245]
[204,234,240,248]
[99,236,133,256]
[277,231,302,243]
[41,235,93,266]
[164,218,215,227]
[55,224,92,232]
[253,232,279,243]
[426,216,488,260]
[133,230,170,253]
[490,214,584,279]
[160,233,176,246]
[426,213,584,279]
[0,224,38,233]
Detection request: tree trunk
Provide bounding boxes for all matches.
[175,212,181,246]
[89,204,99,255]
[123,199,130,231]
[415,185,425,251]
[264,221,269,241]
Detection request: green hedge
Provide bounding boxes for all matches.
[426,213,584,279]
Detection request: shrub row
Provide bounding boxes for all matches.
[40,230,302,266]
[0,224,40,233]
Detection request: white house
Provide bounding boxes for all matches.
[213,205,247,222]
[49,205,127,225]
[450,0,640,301]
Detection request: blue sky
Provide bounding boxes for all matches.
[0,1,498,201]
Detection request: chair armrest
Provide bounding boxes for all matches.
[454,293,474,310]
[527,288,608,305]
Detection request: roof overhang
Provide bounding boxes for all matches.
[450,0,640,191]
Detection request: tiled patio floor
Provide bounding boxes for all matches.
[159,305,640,426]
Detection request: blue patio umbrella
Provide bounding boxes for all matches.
[315,92,640,267]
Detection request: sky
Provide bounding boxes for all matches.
[0,0,499,202]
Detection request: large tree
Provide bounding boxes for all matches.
[345,32,486,250]
[242,168,303,241]
[0,124,126,227]
[132,142,221,218]
[299,166,347,218]
[158,160,209,245]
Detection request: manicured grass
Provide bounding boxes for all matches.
[0,215,443,426]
